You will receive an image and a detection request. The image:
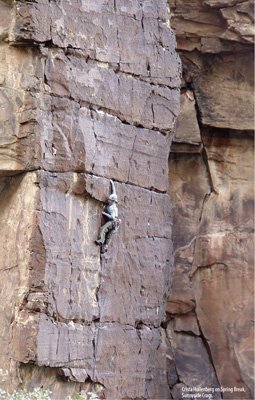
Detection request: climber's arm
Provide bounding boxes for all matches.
[110,180,116,196]
[102,211,114,220]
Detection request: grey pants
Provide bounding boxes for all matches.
[97,221,115,245]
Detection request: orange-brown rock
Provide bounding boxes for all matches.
[167,0,254,398]
[168,131,254,399]
[169,0,254,49]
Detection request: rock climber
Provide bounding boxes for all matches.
[95,179,121,253]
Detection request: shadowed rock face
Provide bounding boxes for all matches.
[167,0,254,399]
[0,0,181,399]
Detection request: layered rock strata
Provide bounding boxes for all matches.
[0,0,181,399]
[167,1,254,399]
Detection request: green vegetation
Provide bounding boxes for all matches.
[0,388,100,400]
[0,388,51,400]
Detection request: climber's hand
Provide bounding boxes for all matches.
[113,218,121,229]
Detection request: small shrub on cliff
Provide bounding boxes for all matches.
[68,391,100,400]
[0,388,51,400]
[0,388,101,400]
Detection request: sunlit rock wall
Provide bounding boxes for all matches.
[167,1,254,399]
[0,0,181,399]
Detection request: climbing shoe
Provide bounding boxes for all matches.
[95,240,102,246]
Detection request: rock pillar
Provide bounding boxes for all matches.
[0,1,181,398]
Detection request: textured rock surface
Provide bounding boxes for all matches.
[168,133,254,398]
[0,0,180,399]
[1,0,254,399]
[169,0,254,131]
[167,0,254,399]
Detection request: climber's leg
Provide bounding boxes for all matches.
[101,228,117,253]
[95,221,114,245]
[105,229,115,246]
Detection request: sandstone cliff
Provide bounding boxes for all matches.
[0,0,254,399]
[0,1,181,399]
[167,1,254,399]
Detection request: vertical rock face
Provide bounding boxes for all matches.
[0,1,181,399]
[167,1,254,399]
